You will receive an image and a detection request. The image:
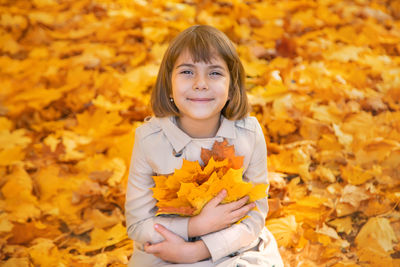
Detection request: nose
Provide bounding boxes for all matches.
[193,73,208,90]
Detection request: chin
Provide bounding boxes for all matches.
[189,114,219,121]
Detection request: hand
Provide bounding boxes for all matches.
[188,189,256,237]
[144,224,210,263]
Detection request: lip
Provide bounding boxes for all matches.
[187,98,214,102]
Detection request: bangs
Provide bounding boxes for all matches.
[166,26,235,70]
[181,33,219,63]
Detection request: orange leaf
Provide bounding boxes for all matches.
[201,139,244,169]
[152,140,268,217]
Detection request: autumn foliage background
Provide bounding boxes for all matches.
[1,0,400,266]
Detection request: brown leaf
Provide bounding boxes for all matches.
[201,139,244,169]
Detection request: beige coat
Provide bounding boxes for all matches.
[125,116,283,267]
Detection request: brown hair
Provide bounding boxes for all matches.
[151,25,249,120]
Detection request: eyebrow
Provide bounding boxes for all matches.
[175,63,226,70]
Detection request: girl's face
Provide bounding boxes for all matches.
[171,50,230,124]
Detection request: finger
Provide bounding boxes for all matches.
[230,202,256,221]
[226,195,249,211]
[153,224,176,240]
[208,189,227,206]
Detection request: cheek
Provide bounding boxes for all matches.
[171,79,183,96]
[221,75,230,89]
[172,76,189,89]
[218,79,230,97]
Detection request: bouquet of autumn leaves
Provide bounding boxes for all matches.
[151,140,269,217]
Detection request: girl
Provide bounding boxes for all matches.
[125,25,283,267]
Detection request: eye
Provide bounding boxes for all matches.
[180,70,193,75]
[210,71,222,76]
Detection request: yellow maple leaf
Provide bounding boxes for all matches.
[356,246,395,267]
[28,238,67,266]
[287,177,307,201]
[283,196,330,228]
[74,109,123,138]
[152,140,268,216]
[0,146,26,166]
[268,147,312,181]
[340,165,374,185]
[313,165,336,183]
[339,184,371,209]
[0,129,31,150]
[34,165,63,201]
[92,94,132,111]
[265,215,300,248]
[328,216,353,235]
[59,130,92,161]
[2,166,40,222]
[268,118,297,138]
[118,64,159,99]
[70,223,128,253]
[356,217,397,252]
[91,157,126,187]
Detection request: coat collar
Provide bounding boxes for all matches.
[155,116,236,153]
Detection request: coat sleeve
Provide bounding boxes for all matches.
[125,127,190,246]
[201,119,269,262]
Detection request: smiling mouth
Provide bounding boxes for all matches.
[187,98,214,102]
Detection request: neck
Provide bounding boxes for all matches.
[176,116,221,138]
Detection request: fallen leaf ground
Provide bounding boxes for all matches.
[1,0,400,266]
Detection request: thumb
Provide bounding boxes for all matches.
[144,242,159,254]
